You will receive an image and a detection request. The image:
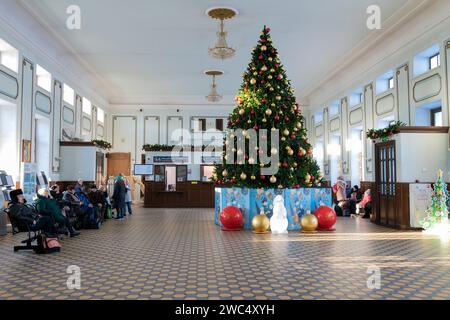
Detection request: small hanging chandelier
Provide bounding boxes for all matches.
[205,70,224,102]
[206,7,238,60]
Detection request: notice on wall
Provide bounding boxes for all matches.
[20,162,37,203]
[409,183,432,228]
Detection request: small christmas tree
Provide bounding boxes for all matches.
[420,170,449,231]
[212,26,322,189]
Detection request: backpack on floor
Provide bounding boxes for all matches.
[35,234,61,254]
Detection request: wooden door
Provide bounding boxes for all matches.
[375,141,397,227]
[107,152,131,177]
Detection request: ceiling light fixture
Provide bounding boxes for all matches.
[205,70,224,102]
[206,7,238,60]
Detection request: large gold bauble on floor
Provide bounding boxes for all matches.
[301,214,318,233]
[252,214,270,234]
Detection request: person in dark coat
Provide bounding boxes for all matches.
[112,175,126,220]
[35,188,80,237]
[8,189,56,236]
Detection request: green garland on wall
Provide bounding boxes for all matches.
[92,139,112,150]
[366,121,406,141]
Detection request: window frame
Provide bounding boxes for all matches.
[430,107,443,127]
[388,77,394,90]
[429,53,440,70]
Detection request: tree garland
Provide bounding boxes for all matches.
[91,139,112,150]
[366,121,406,142]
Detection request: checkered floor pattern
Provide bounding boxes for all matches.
[1,207,450,300]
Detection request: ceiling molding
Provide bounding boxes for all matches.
[301,0,435,100]
[16,0,116,100]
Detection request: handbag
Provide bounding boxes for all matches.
[35,234,61,254]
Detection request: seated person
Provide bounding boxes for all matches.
[50,184,63,202]
[357,189,372,218]
[63,185,83,206]
[333,176,350,216]
[8,189,56,236]
[75,186,97,223]
[87,185,104,209]
[350,185,363,202]
[35,188,80,237]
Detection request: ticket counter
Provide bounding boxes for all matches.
[143,151,219,208]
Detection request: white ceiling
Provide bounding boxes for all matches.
[18,0,414,105]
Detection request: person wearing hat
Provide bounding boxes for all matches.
[8,189,56,236]
[35,188,80,237]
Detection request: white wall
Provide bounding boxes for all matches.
[305,0,450,184]
[108,104,233,167]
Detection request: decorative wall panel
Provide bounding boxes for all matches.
[329,117,340,132]
[349,107,363,125]
[413,73,442,102]
[35,91,51,114]
[0,69,18,99]
[376,93,395,116]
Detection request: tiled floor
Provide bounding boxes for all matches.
[1,207,450,300]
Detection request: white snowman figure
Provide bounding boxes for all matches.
[270,195,289,234]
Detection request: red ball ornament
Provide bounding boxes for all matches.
[298,152,303,157]
[260,38,266,43]
[285,116,290,121]
[261,98,267,103]
[253,125,259,130]
[275,116,280,121]
[220,206,244,231]
[251,109,256,115]
[259,55,264,60]
[265,27,271,33]
[291,134,296,139]
[282,162,288,167]
[295,184,300,189]
[260,175,266,180]
[314,206,337,231]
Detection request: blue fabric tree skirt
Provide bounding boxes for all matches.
[215,187,333,231]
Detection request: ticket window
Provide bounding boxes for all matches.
[154,165,188,190]
[201,165,215,182]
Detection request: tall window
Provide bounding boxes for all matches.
[82,97,92,115]
[63,84,75,105]
[388,77,394,90]
[97,107,105,123]
[431,108,443,126]
[429,53,440,70]
[0,38,19,73]
[0,98,18,179]
[36,65,52,92]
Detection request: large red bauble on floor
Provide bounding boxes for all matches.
[220,206,244,231]
[314,206,337,231]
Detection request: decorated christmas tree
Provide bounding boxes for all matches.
[420,170,449,231]
[212,26,322,188]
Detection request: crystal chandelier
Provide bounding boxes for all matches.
[206,7,238,60]
[205,70,223,102]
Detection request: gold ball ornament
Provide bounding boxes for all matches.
[239,109,245,115]
[250,78,257,85]
[262,118,267,123]
[261,45,267,51]
[250,175,256,181]
[271,103,276,107]
[240,173,247,180]
[270,176,277,184]
[288,149,294,156]
[283,129,290,136]
[296,122,302,129]
[271,147,278,155]
[247,119,252,124]
[222,170,228,177]
[276,96,282,101]
[305,174,311,183]
[281,137,286,141]
[268,57,273,62]
[252,214,270,234]
[301,214,319,233]
[268,75,273,80]
[265,109,272,116]
[261,65,268,72]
